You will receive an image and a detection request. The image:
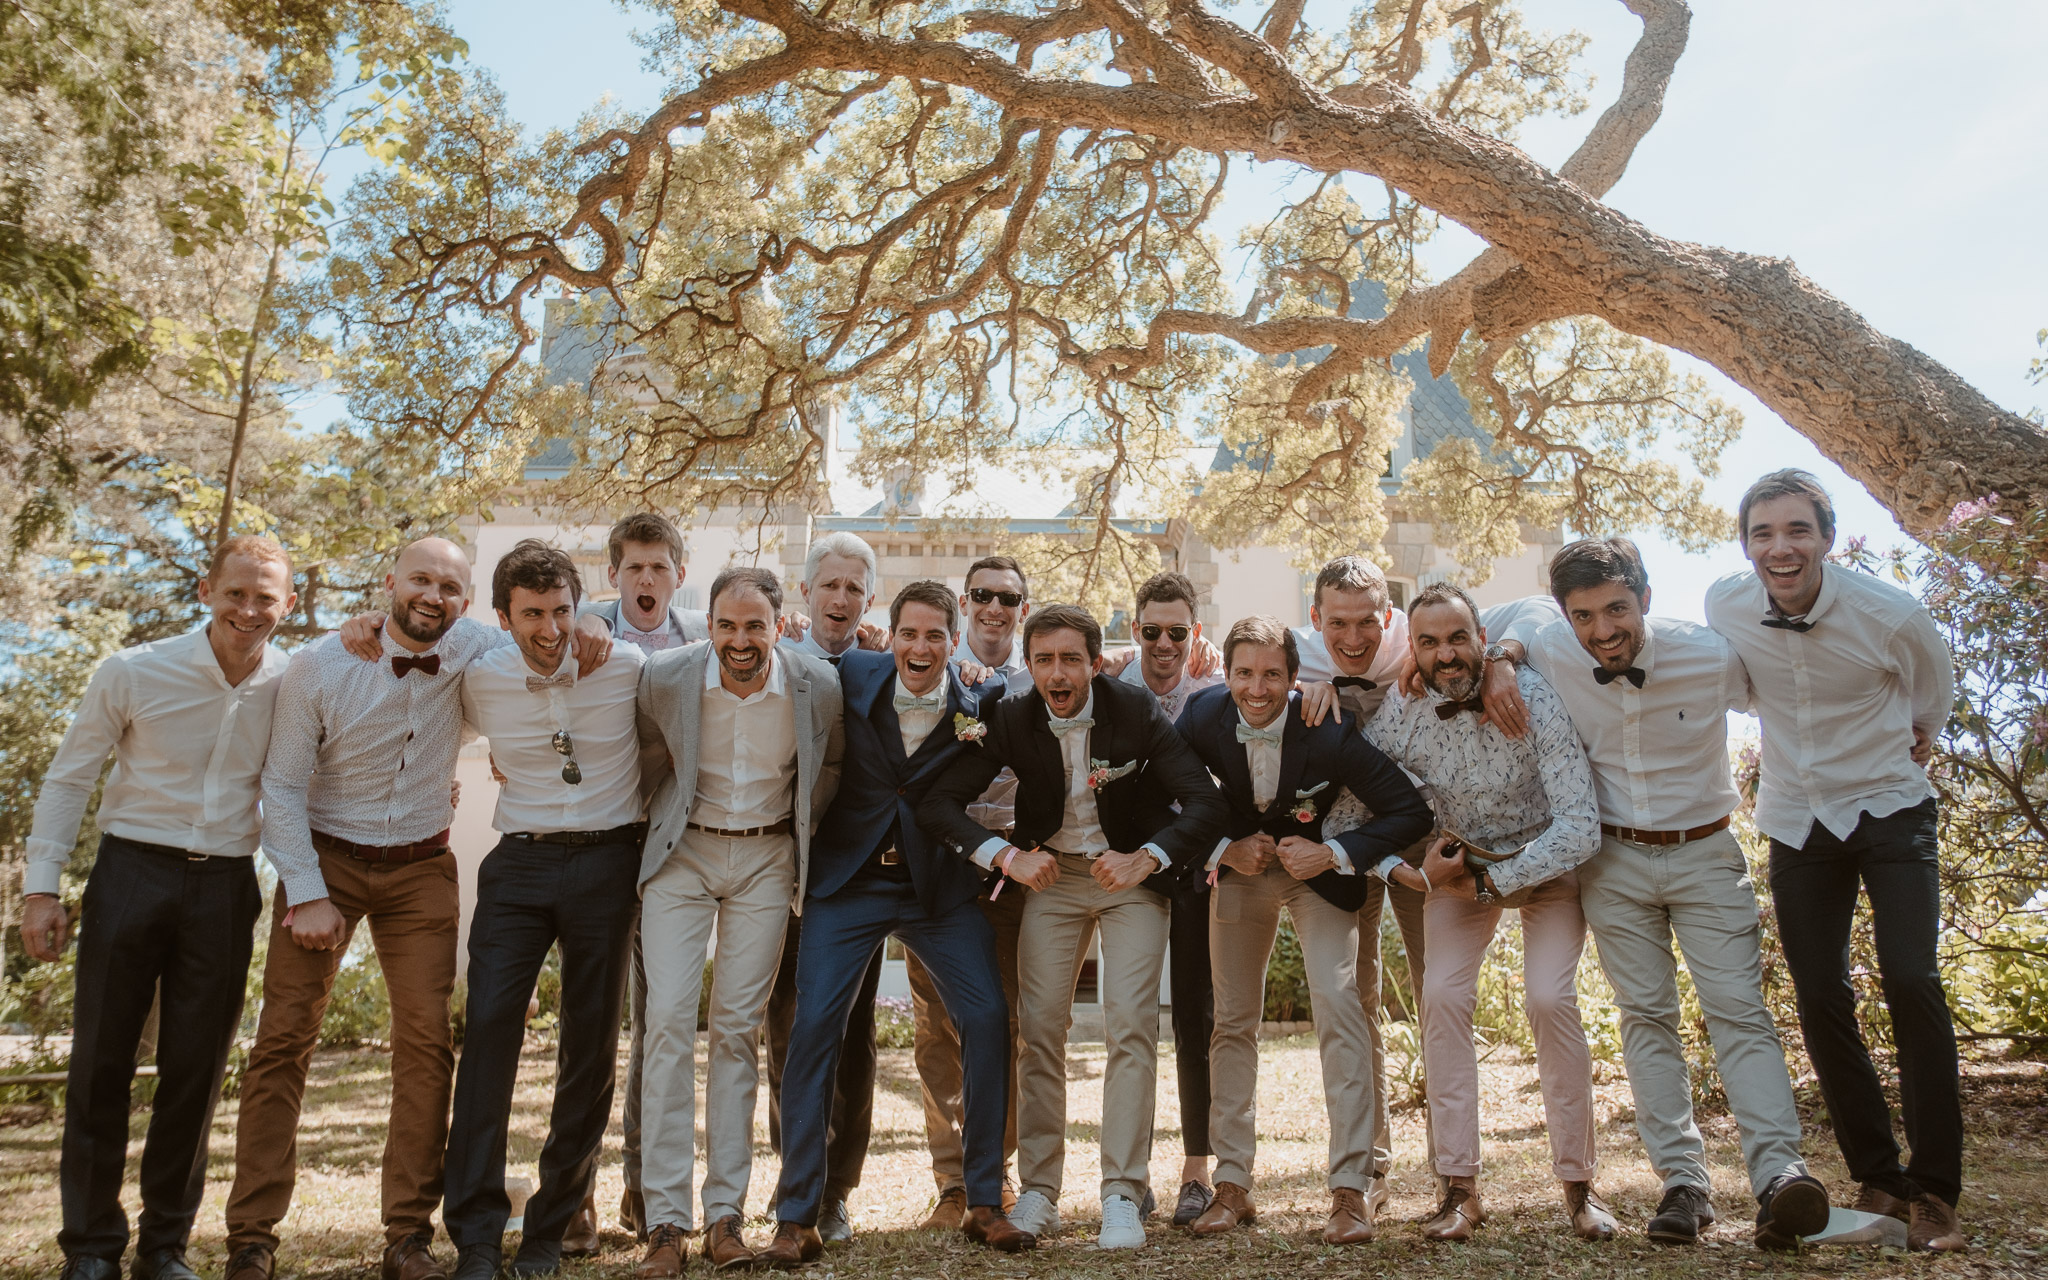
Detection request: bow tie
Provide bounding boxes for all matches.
[392,653,440,678]
[1760,616,1814,633]
[1235,721,1284,746]
[1332,675,1378,691]
[1594,666,1646,688]
[525,672,575,692]
[1048,715,1094,738]
[893,688,945,714]
[1435,697,1486,720]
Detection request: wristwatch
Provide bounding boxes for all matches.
[1473,867,1502,905]
[1483,641,1512,666]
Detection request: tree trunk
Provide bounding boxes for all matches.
[215,238,283,550]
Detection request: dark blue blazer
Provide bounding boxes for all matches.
[807,649,1007,917]
[1176,684,1433,912]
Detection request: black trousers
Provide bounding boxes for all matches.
[1768,798,1964,1207]
[1167,876,1213,1160]
[766,909,882,1201]
[442,835,638,1249]
[59,835,261,1262]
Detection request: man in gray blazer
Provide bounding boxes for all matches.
[632,566,844,1274]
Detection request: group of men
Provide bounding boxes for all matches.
[20,466,1970,1280]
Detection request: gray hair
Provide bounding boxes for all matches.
[803,531,877,593]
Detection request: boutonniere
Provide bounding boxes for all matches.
[1292,780,1330,823]
[953,712,988,743]
[1087,758,1138,790]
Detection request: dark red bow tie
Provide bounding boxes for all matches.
[1435,697,1485,720]
[392,653,441,678]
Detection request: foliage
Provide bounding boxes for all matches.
[873,995,916,1050]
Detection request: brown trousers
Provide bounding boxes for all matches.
[907,883,1025,1194]
[226,849,459,1249]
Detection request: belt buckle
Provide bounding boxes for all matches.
[185,851,208,862]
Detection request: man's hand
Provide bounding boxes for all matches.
[572,614,614,671]
[1276,836,1336,880]
[1390,861,1431,894]
[783,610,812,640]
[959,660,992,686]
[339,611,388,661]
[1911,726,1933,768]
[856,621,888,651]
[1100,647,1136,677]
[1477,648,1529,739]
[1297,680,1342,727]
[289,898,349,951]
[19,896,69,962]
[1397,650,1425,698]
[1219,834,1275,876]
[1187,635,1224,679]
[1091,849,1157,892]
[488,753,507,784]
[450,779,462,809]
[1418,836,1474,898]
[1003,847,1060,891]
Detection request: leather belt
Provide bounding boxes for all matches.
[687,818,793,839]
[507,822,648,847]
[874,847,904,866]
[313,829,450,864]
[110,834,233,863]
[1601,814,1732,846]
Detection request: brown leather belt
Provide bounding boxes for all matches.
[687,818,793,839]
[313,829,450,863]
[874,847,904,866]
[1601,815,1732,846]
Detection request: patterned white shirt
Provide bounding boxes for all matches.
[261,617,509,907]
[1365,665,1600,896]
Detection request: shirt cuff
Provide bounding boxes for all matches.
[277,862,334,908]
[1206,836,1230,872]
[1327,842,1356,875]
[1373,854,1405,883]
[973,836,1010,871]
[22,838,69,896]
[1141,842,1170,871]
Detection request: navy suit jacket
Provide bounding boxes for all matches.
[919,673,1228,897]
[1176,684,1433,912]
[807,649,1008,917]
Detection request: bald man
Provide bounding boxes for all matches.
[223,540,612,1280]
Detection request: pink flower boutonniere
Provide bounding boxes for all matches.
[1291,781,1330,823]
[1087,758,1138,790]
[954,712,988,743]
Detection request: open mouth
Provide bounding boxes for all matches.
[1336,643,1370,661]
[636,594,658,614]
[1044,684,1078,713]
[906,656,934,674]
[1240,695,1276,718]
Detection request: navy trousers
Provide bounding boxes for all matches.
[773,869,1010,1223]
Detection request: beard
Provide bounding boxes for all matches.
[390,598,455,646]
[1425,658,1480,702]
[717,642,768,683]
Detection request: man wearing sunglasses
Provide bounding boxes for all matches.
[443,540,651,1280]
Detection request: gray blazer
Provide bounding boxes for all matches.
[582,598,710,644]
[634,643,844,907]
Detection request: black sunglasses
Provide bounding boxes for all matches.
[967,586,1025,608]
[551,730,583,785]
[1138,624,1191,643]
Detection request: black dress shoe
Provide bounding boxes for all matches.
[131,1250,201,1280]
[451,1245,502,1280]
[1756,1173,1831,1252]
[1646,1183,1715,1245]
[1172,1181,1214,1227]
[61,1257,120,1280]
[508,1239,560,1278]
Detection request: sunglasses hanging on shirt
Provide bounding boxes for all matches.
[1138,624,1192,643]
[551,730,583,785]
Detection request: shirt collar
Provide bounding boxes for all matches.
[705,645,784,697]
[617,609,675,642]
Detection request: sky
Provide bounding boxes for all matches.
[427,0,2048,623]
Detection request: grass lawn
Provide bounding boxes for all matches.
[2,1036,2043,1279]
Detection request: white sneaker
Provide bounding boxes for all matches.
[1010,1190,1060,1238]
[1098,1194,1146,1249]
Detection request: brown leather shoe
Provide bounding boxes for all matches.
[702,1216,757,1271]
[1422,1178,1484,1242]
[382,1233,446,1280]
[1907,1192,1967,1252]
[963,1206,1036,1252]
[1365,1174,1390,1219]
[227,1244,274,1280]
[1853,1184,1910,1222]
[1188,1181,1257,1235]
[619,1186,647,1241]
[635,1224,686,1280]
[1324,1188,1375,1245]
[1565,1181,1617,1241]
[563,1188,600,1259]
[756,1222,820,1270]
[921,1188,968,1231]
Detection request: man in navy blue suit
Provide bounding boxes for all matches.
[760,582,1035,1266]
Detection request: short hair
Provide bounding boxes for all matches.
[1407,581,1480,631]
[1021,602,1101,661]
[964,554,1029,599]
[1134,571,1200,616]
[1313,555,1390,613]
[208,534,293,583]
[492,539,582,614]
[1548,537,1650,607]
[607,512,684,569]
[708,564,784,616]
[803,531,877,593]
[1738,468,1836,543]
[890,579,958,633]
[1222,615,1299,677]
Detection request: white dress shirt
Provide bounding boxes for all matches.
[891,674,948,755]
[1514,616,1750,832]
[971,688,1169,871]
[262,618,510,906]
[691,649,799,828]
[1705,567,1954,846]
[782,629,860,664]
[1117,660,1222,723]
[461,646,647,835]
[959,636,1028,833]
[1294,610,1409,723]
[25,627,288,895]
[1204,711,1356,874]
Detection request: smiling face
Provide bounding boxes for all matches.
[1562,579,1650,672]
[1744,493,1833,616]
[1226,640,1292,729]
[961,566,1028,664]
[386,538,470,650]
[1410,599,1485,701]
[1310,584,1390,678]
[711,583,782,688]
[1026,625,1100,719]
[1136,598,1197,688]
[197,552,297,665]
[892,599,955,696]
[609,539,684,633]
[500,582,577,676]
[801,552,874,653]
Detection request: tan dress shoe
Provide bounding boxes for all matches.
[1365,1174,1390,1219]
[1188,1182,1257,1235]
[1422,1180,1484,1242]
[619,1186,646,1241]
[1907,1192,1967,1252]
[382,1233,447,1280]
[226,1245,274,1280]
[1853,1184,1910,1221]
[1324,1188,1375,1245]
[635,1224,686,1279]
[1565,1181,1617,1241]
[921,1188,968,1232]
[756,1222,821,1270]
[563,1187,600,1258]
[963,1206,1036,1252]
[702,1216,758,1271]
